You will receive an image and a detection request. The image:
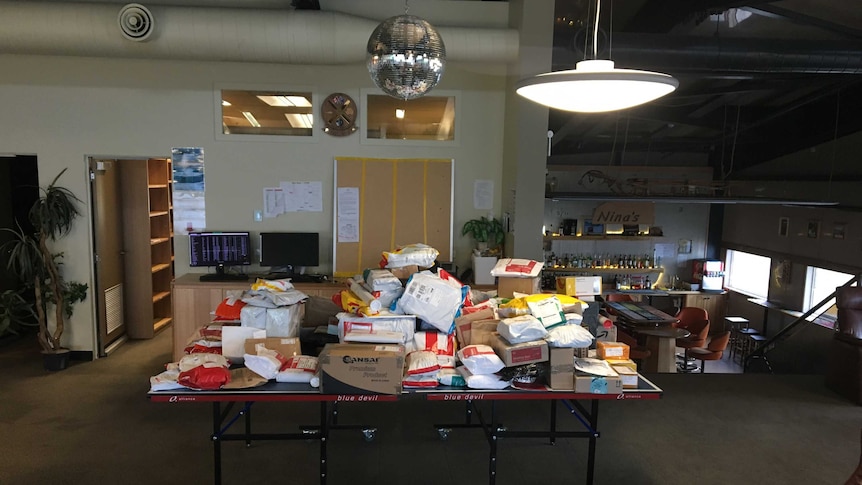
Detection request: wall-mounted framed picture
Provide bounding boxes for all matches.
[678,239,692,254]
[834,223,846,240]
[807,220,819,239]
[778,217,789,237]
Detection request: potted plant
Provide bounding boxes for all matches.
[462,216,505,285]
[0,289,37,340]
[461,216,504,255]
[2,168,88,370]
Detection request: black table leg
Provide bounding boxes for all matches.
[212,402,222,485]
[550,400,557,445]
[244,402,252,447]
[586,400,599,485]
[318,401,327,485]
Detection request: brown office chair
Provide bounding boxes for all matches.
[617,328,651,370]
[674,306,709,329]
[676,318,710,372]
[688,331,731,373]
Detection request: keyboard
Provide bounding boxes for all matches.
[199,273,249,282]
[262,273,327,283]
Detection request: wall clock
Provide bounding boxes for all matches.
[321,92,357,137]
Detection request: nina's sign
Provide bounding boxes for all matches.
[592,202,655,225]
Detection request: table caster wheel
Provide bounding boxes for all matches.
[437,428,451,441]
[362,428,376,442]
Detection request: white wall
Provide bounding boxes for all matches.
[0,54,507,352]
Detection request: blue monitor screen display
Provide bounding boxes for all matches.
[259,232,319,268]
[189,231,252,267]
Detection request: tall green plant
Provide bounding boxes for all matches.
[1,168,88,352]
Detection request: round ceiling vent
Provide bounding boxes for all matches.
[117,3,154,42]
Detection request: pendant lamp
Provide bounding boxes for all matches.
[367,1,446,100]
[516,0,678,113]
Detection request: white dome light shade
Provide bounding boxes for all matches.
[515,60,679,113]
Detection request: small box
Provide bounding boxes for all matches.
[497,276,540,298]
[244,337,301,359]
[549,347,575,390]
[605,358,637,372]
[613,365,639,389]
[318,343,405,395]
[490,334,548,367]
[574,347,590,358]
[574,370,623,394]
[555,276,602,297]
[597,341,630,360]
[595,323,617,343]
[389,265,420,279]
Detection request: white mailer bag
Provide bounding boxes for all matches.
[265,306,301,338]
[490,258,544,278]
[395,273,464,334]
[497,315,549,344]
[457,344,505,375]
[336,312,416,344]
[457,366,511,390]
[544,324,595,348]
[365,269,403,292]
[240,305,267,329]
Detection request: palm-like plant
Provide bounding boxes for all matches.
[2,168,88,353]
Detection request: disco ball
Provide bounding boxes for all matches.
[367,15,446,100]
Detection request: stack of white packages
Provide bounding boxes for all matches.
[239,278,308,338]
[455,344,510,390]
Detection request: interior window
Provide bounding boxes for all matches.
[220,90,313,136]
[725,249,770,299]
[365,94,455,141]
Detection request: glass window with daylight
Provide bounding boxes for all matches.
[220,90,313,136]
[804,267,857,324]
[366,94,455,141]
[725,249,770,299]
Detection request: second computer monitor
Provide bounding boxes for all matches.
[259,232,320,270]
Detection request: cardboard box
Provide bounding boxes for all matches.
[389,265,419,279]
[318,343,405,395]
[574,347,590,358]
[613,365,639,389]
[595,323,617,343]
[605,358,637,372]
[597,341,630,360]
[549,347,575,390]
[491,334,548,367]
[497,276,540,298]
[555,276,602,296]
[472,255,498,286]
[574,370,623,394]
[244,337,301,358]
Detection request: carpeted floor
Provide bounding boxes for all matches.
[1,329,860,485]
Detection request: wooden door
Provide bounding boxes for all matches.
[90,159,127,354]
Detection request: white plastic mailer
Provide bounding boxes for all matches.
[395,273,465,334]
[266,305,302,338]
[336,312,417,344]
[240,305,267,329]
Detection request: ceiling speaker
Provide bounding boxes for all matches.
[117,3,154,42]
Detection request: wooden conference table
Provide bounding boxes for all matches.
[605,302,686,373]
[149,376,663,485]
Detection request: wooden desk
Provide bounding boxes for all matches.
[171,274,344,361]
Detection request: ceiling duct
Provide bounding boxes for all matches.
[556,33,862,75]
[0,1,517,65]
[117,3,154,42]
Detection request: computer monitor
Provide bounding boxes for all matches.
[259,232,320,275]
[189,231,251,279]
